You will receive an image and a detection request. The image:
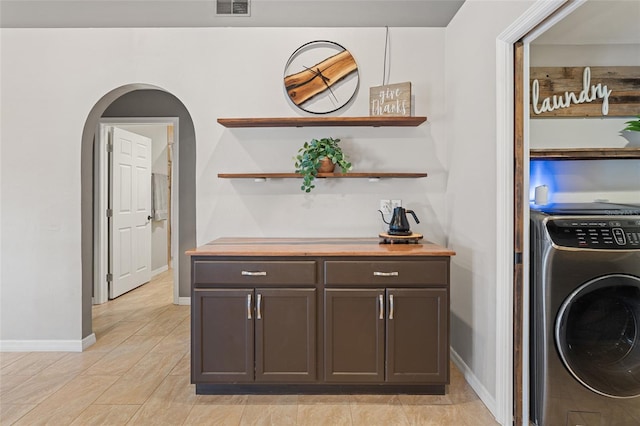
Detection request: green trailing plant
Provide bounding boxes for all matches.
[294,137,352,193]
[623,115,640,132]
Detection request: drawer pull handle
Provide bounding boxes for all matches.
[256,294,262,320]
[247,294,252,320]
[389,294,395,320]
[379,294,384,320]
[373,271,399,277]
[241,271,267,276]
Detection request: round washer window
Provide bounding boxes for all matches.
[555,274,640,398]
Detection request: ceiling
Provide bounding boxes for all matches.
[1,0,637,46]
[533,0,640,45]
[0,0,466,28]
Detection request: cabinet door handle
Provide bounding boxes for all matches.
[389,294,395,320]
[379,294,384,320]
[247,294,252,320]
[256,293,262,320]
[373,271,399,277]
[241,270,267,276]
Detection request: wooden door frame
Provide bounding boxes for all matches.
[513,40,526,426]
[499,1,586,424]
[94,117,179,305]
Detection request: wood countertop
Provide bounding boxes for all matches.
[187,237,456,257]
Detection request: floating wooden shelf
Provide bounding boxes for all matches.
[217,116,427,128]
[218,172,428,179]
[530,148,640,160]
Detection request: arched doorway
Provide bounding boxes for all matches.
[80,85,196,341]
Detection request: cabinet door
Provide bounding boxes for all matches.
[255,288,316,382]
[324,289,385,382]
[386,288,448,383]
[192,288,254,383]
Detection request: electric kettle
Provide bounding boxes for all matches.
[378,207,420,236]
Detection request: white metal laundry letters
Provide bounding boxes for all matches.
[531,67,612,116]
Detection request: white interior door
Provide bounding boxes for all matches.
[110,127,152,299]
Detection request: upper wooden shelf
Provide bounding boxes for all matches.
[530,148,640,160]
[217,116,427,128]
[218,172,428,179]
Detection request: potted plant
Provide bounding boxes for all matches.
[621,115,640,146]
[623,115,640,132]
[294,137,352,192]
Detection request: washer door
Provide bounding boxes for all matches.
[555,274,640,398]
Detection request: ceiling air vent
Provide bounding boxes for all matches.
[216,0,250,16]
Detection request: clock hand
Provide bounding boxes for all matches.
[302,65,339,104]
[302,65,333,87]
[316,68,339,104]
[303,65,330,83]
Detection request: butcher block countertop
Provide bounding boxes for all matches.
[186,237,456,257]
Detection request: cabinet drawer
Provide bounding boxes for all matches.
[324,259,448,286]
[193,260,317,286]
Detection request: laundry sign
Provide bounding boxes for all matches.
[530,66,640,117]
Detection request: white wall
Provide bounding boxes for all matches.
[2,9,574,422]
[529,43,640,204]
[0,28,446,346]
[201,29,448,243]
[445,0,534,418]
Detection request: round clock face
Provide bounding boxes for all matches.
[284,40,360,114]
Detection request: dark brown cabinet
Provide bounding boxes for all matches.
[324,288,448,384]
[325,289,385,382]
[192,287,316,384]
[188,239,454,394]
[193,288,254,383]
[255,288,316,382]
[386,288,448,383]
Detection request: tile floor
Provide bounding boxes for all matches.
[0,270,498,425]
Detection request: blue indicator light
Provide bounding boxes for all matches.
[530,160,556,204]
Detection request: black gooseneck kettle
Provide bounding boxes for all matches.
[378,207,420,236]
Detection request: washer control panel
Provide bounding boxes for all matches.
[546,217,640,249]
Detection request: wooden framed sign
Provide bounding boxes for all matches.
[530,66,640,117]
[370,82,411,117]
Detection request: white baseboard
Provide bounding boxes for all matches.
[152,264,169,277]
[82,333,96,350]
[178,296,191,305]
[0,334,97,352]
[450,347,498,420]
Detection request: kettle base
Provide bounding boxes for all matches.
[379,232,423,244]
[388,230,413,236]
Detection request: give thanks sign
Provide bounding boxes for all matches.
[530,66,640,117]
[370,82,411,117]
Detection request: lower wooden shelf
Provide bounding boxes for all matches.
[530,148,640,160]
[218,172,428,179]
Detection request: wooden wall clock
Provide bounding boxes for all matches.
[284,40,359,114]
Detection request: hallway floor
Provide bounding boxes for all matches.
[0,270,498,425]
